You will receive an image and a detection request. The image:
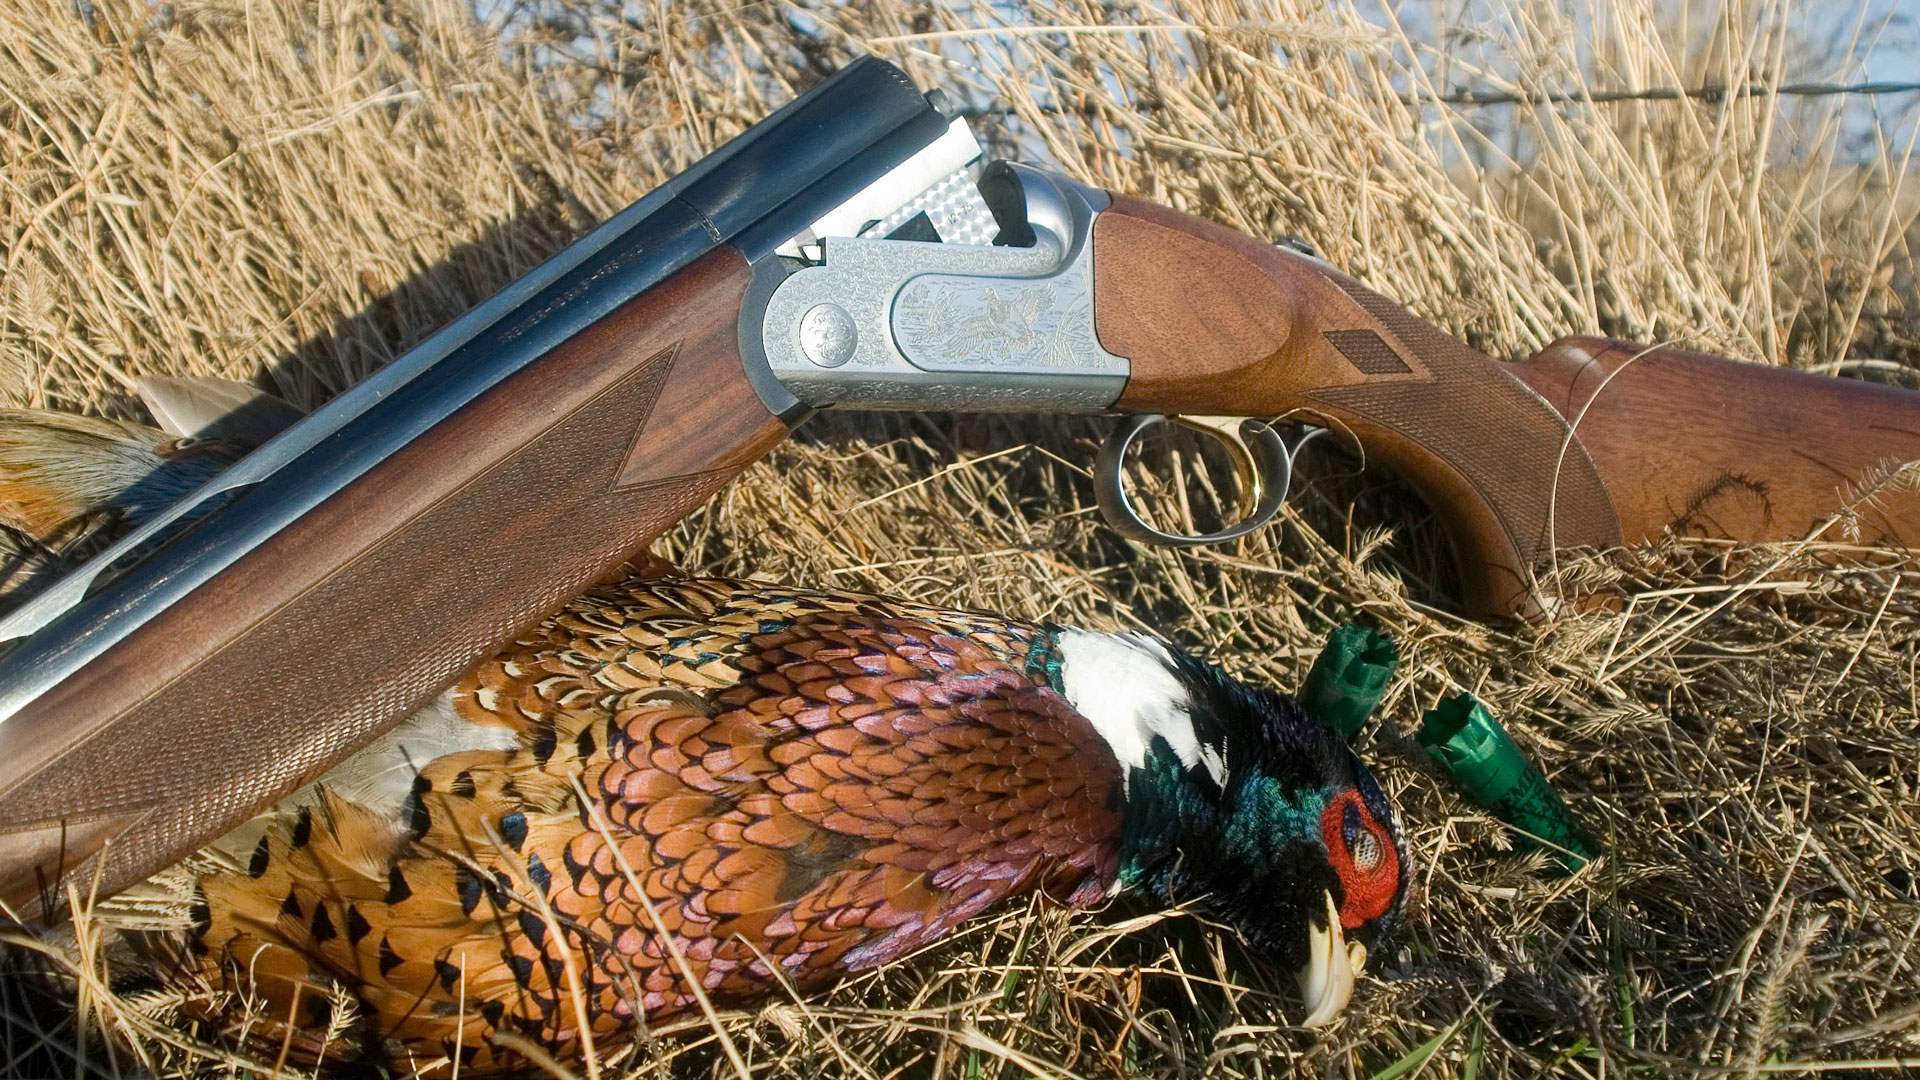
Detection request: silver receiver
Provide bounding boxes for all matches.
[762,163,1128,412]
[763,156,1309,547]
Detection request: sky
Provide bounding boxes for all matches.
[1359,0,1920,163]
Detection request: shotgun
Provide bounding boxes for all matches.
[1,56,1915,916]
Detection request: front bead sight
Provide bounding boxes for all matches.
[760,162,1129,412]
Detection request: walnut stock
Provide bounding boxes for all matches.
[1090,194,1920,616]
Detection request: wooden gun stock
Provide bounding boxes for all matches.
[1093,195,1625,616]
[0,248,788,915]
[1512,338,1920,548]
[1091,195,1920,616]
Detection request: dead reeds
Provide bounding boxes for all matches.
[3,0,1918,1075]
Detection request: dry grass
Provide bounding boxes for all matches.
[4,0,1920,1076]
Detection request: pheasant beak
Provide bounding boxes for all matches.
[1297,890,1367,1027]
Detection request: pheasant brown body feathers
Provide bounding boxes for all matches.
[178,576,1126,1074]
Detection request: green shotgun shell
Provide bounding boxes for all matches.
[1300,624,1398,736]
[1418,693,1598,870]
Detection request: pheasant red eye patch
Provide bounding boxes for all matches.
[1345,805,1382,872]
[1322,789,1400,929]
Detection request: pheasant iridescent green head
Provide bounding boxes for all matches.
[1051,629,1409,1025]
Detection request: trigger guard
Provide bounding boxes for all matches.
[1094,415,1302,548]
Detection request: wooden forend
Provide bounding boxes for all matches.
[0,247,788,916]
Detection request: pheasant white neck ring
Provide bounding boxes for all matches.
[1052,629,1228,790]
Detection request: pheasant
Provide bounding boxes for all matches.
[0,393,1409,1077]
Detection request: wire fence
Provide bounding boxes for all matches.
[958,81,1920,126]
[1408,80,1920,106]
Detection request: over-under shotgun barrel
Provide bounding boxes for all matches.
[0,58,948,916]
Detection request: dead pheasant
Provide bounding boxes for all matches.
[0,394,1408,1077]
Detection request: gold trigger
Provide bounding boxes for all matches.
[1093,414,1320,548]
[1170,415,1265,522]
